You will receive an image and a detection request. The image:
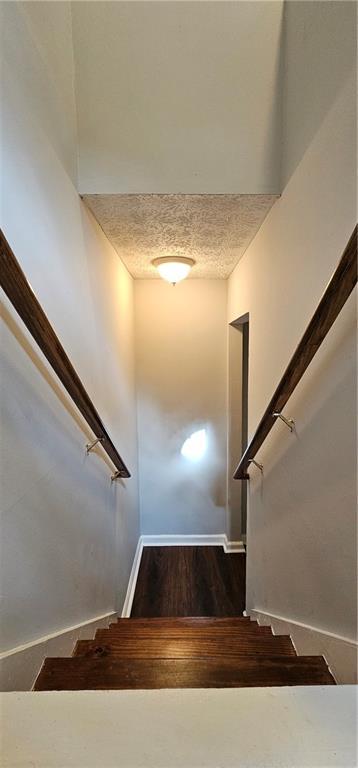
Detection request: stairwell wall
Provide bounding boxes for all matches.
[228,1,357,679]
[134,279,228,536]
[0,1,140,687]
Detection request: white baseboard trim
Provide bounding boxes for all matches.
[120,534,245,618]
[140,534,245,554]
[249,609,358,646]
[0,611,116,661]
[121,537,144,618]
[248,607,358,684]
[223,536,245,553]
[0,611,117,692]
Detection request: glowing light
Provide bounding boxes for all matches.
[181,429,207,461]
[157,261,190,284]
[152,257,195,285]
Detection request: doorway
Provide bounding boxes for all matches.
[228,314,249,542]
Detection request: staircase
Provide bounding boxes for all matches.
[34,617,335,690]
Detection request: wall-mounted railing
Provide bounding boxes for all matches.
[234,225,357,480]
[0,230,130,480]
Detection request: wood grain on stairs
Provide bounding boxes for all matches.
[34,618,335,690]
[102,617,274,637]
[74,634,297,659]
[34,654,335,691]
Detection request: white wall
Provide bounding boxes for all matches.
[280,0,357,188]
[135,279,228,535]
[72,0,284,194]
[228,1,357,676]
[0,1,139,676]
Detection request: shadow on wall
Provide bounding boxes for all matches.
[137,398,227,536]
[280,0,357,189]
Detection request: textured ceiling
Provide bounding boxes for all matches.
[83,194,278,279]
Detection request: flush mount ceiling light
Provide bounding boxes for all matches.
[152,256,195,285]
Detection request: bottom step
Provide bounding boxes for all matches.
[34,655,335,690]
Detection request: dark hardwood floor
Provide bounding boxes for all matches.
[130,546,246,617]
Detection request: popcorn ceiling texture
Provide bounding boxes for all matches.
[83,194,279,278]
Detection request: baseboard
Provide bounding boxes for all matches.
[120,534,245,618]
[0,611,117,692]
[140,534,245,554]
[248,608,358,684]
[223,536,246,553]
[121,537,144,618]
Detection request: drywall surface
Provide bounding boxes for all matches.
[72,0,283,193]
[135,280,227,535]
[0,612,117,692]
[2,687,357,767]
[281,0,357,187]
[0,1,139,683]
[228,20,357,679]
[250,609,357,685]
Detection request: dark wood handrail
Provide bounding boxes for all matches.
[0,230,131,478]
[234,225,357,479]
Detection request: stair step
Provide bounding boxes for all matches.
[114,617,252,627]
[34,655,335,691]
[117,617,252,624]
[78,634,296,659]
[103,617,273,638]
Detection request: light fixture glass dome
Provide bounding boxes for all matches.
[152,256,195,284]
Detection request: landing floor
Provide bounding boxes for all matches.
[131,546,246,617]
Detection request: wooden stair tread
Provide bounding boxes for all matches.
[34,655,335,691]
[104,618,273,638]
[76,635,296,658]
[106,625,272,633]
